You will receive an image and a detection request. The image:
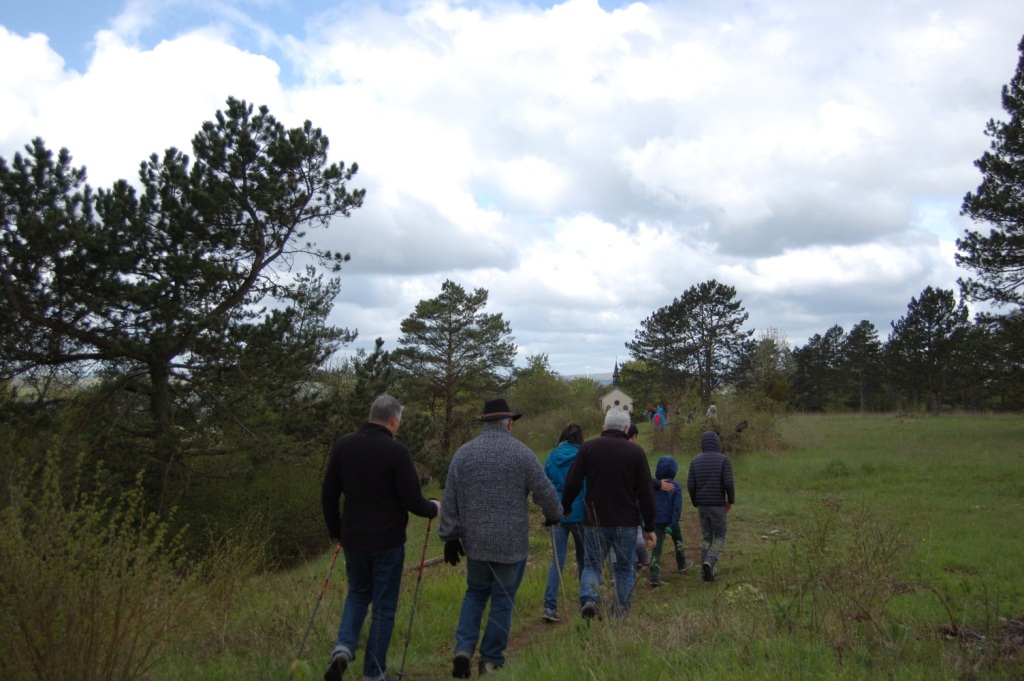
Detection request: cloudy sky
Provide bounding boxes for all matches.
[2,0,1022,377]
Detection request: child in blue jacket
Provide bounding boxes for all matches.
[650,455,693,586]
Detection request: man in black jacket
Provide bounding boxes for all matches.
[562,409,656,620]
[686,431,735,583]
[321,394,439,681]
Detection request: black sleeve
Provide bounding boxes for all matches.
[321,445,343,540]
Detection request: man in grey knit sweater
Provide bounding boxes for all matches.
[439,398,561,678]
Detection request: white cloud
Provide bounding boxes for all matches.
[1,0,1021,376]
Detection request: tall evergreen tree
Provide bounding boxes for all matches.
[0,98,363,512]
[842,320,883,412]
[736,327,792,402]
[392,280,516,457]
[958,35,1024,308]
[886,287,971,414]
[626,280,753,405]
[981,310,1024,409]
[789,327,844,412]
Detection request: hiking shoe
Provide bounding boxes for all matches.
[649,580,665,588]
[452,652,472,679]
[678,559,694,573]
[479,660,501,675]
[542,609,561,623]
[581,601,597,620]
[323,651,349,681]
[701,561,716,583]
[635,562,650,574]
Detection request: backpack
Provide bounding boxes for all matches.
[653,413,662,426]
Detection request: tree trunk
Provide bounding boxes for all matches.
[148,361,179,517]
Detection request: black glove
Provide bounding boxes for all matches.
[544,518,560,527]
[444,539,465,566]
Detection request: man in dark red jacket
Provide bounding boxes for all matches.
[562,408,656,620]
[321,394,439,681]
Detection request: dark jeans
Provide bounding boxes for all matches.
[454,558,527,668]
[543,522,584,613]
[650,522,686,581]
[333,545,405,679]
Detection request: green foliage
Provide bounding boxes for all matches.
[393,279,516,457]
[789,324,846,412]
[754,500,914,660]
[332,337,398,436]
[958,35,1024,309]
[173,457,323,565]
[133,414,1024,680]
[0,97,362,514]
[509,353,573,417]
[515,404,605,456]
[887,286,971,414]
[627,279,754,406]
[616,358,666,406]
[734,327,794,404]
[842,320,884,412]
[976,310,1024,410]
[821,457,852,478]
[650,388,784,457]
[0,456,195,681]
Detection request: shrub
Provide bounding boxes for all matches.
[759,498,914,646]
[0,456,195,681]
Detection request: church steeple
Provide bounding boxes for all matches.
[612,359,620,386]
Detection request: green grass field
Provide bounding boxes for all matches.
[155,414,1024,680]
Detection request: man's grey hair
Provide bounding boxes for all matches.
[603,408,631,431]
[483,417,512,430]
[368,394,403,423]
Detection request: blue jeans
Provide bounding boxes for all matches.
[454,558,526,668]
[543,522,584,613]
[697,506,728,569]
[580,526,637,619]
[333,545,405,679]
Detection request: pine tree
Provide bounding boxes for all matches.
[958,36,1024,308]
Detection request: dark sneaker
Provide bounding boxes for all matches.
[701,561,716,583]
[542,609,561,623]
[452,652,471,679]
[649,580,665,588]
[581,601,597,620]
[479,660,501,675]
[323,651,349,681]
[678,559,694,573]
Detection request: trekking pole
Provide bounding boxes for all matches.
[397,516,433,680]
[549,524,570,622]
[290,542,342,678]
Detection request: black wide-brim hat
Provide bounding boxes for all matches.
[479,398,523,422]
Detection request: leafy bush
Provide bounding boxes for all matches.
[656,388,786,457]
[0,456,195,681]
[172,457,323,566]
[516,405,604,456]
[759,498,914,645]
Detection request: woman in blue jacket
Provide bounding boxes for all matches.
[542,423,586,622]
